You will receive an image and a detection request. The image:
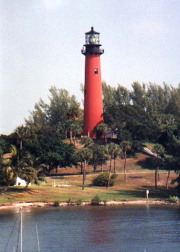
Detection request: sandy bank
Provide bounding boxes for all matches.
[0,199,179,210]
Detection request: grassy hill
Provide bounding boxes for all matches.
[0,152,178,205]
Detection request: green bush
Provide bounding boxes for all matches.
[91,195,101,205]
[169,196,179,203]
[92,172,117,187]
[66,198,72,205]
[111,173,118,179]
[53,201,59,207]
[103,200,107,206]
[76,199,82,205]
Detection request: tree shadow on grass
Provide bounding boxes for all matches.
[0,187,23,194]
[115,186,178,199]
[0,187,38,196]
[115,189,147,199]
[135,157,154,170]
[139,185,178,198]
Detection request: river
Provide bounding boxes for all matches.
[0,204,179,252]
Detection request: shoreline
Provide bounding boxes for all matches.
[0,199,179,210]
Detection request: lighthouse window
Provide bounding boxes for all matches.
[94,68,98,74]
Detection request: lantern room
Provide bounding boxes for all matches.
[81,27,104,55]
[85,26,100,45]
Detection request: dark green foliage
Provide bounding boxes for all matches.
[171,172,180,195]
[168,196,179,203]
[0,134,17,155]
[104,104,158,142]
[91,195,101,205]
[111,173,118,179]
[26,134,76,174]
[0,145,39,190]
[76,199,82,205]
[103,81,180,143]
[103,200,107,205]
[89,144,108,173]
[93,123,108,139]
[131,141,143,152]
[66,198,72,205]
[25,86,82,141]
[53,201,60,207]
[0,136,9,155]
[92,172,116,187]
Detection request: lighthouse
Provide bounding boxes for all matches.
[81,27,104,138]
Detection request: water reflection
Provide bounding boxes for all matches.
[86,207,113,244]
[0,205,179,252]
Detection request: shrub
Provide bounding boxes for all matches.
[66,198,72,205]
[53,201,59,207]
[169,196,179,203]
[103,200,107,206]
[91,195,101,205]
[76,199,82,205]
[92,172,117,187]
[111,173,118,180]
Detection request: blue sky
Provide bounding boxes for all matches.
[1,0,180,134]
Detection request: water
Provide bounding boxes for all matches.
[0,205,179,252]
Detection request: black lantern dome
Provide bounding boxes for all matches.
[81,27,104,55]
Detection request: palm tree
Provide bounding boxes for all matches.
[77,148,92,190]
[113,145,122,174]
[99,145,108,172]
[93,123,109,143]
[66,119,75,144]
[18,152,43,190]
[1,145,37,192]
[1,145,20,192]
[0,166,15,192]
[163,155,173,190]
[120,141,132,181]
[106,142,116,188]
[75,149,85,174]
[15,125,30,150]
[20,167,38,189]
[80,136,93,148]
[67,97,81,143]
[89,144,107,173]
[152,144,165,189]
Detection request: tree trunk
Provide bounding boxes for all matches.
[73,134,76,146]
[166,169,171,190]
[2,182,11,193]
[101,163,103,172]
[80,162,83,174]
[93,165,97,174]
[105,136,107,145]
[24,182,30,190]
[124,151,127,181]
[70,130,73,143]
[82,160,86,190]
[107,156,112,188]
[65,129,67,139]
[114,157,116,174]
[155,167,158,189]
[157,166,160,181]
[20,139,23,150]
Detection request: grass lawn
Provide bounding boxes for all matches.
[0,152,178,204]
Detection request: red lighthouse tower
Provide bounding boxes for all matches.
[81,27,104,138]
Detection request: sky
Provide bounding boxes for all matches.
[1,0,180,135]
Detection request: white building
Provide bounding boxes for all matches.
[15,177,31,186]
